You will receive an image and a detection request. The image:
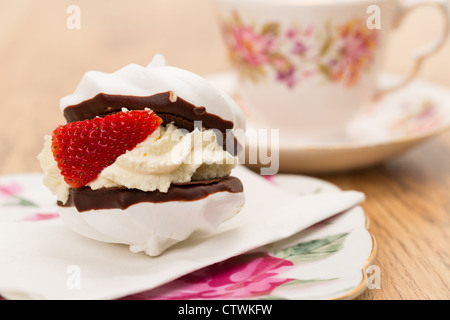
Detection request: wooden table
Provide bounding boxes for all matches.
[0,0,448,300]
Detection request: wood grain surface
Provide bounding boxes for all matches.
[0,0,448,300]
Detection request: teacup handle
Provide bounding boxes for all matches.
[375,0,450,99]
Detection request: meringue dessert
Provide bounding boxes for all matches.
[38,54,246,256]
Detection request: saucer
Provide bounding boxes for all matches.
[113,174,376,300]
[0,168,371,300]
[206,72,450,173]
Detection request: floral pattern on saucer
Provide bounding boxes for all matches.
[0,182,39,208]
[122,232,350,300]
[347,78,450,146]
[221,11,379,88]
[0,173,59,222]
[391,100,442,137]
[121,175,374,300]
[0,173,375,300]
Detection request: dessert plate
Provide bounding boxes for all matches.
[122,174,376,300]
[206,72,450,173]
[0,170,375,300]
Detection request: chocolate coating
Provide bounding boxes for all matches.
[63,91,240,155]
[63,91,233,131]
[58,176,244,212]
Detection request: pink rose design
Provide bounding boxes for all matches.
[0,182,38,208]
[21,213,59,221]
[228,25,273,67]
[271,55,298,88]
[393,101,441,135]
[122,252,294,300]
[222,11,378,88]
[330,19,378,86]
[0,183,23,199]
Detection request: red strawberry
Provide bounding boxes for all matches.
[51,109,162,188]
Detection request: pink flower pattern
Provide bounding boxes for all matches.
[121,231,350,300]
[122,252,294,300]
[392,100,442,135]
[21,213,59,221]
[327,19,378,86]
[0,181,58,220]
[0,183,23,199]
[229,26,273,67]
[222,12,379,88]
[0,182,38,208]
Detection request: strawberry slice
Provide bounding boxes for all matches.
[51,109,162,188]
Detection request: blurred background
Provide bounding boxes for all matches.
[0,0,449,174]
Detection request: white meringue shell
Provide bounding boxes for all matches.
[59,54,246,133]
[57,190,245,256]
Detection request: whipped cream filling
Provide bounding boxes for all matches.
[38,123,238,204]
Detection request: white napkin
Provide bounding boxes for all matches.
[0,166,364,300]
